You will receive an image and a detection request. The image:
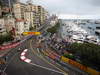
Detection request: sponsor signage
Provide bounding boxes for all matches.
[23,32,41,35]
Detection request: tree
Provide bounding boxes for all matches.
[29,25,34,31]
[0,33,14,45]
[47,22,60,34]
[0,35,4,45]
[63,53,75,60]
[0,1,2,6]
[70,42,100,69]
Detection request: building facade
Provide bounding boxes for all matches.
[13,2,26,19]
[13,2,49,33]
[37,6,47,25]
[25,4,37,30]
[0,6,2,17]
[24,11,35,31]
[5,17,15,32]
[0,0,17,6]
[15,19,25,34]
[0,18,7,35]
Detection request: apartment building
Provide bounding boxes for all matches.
[15,19,25,35]
[13,2,49,33]
[35,5,49,32]
[13,3,36,31]
[13,2,29,35]
[24,11,35,30]
[0,18,6,35]
[13,2,26,19]
[26,3,36,12]
[5,18,15,32]
[0,0,17,6]
[37,6,47,25]
[24,4,38,30]
[0,6,2,17]
[50,15,58,26]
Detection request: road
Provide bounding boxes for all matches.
[30,36,88,75]
[3,37,68,75]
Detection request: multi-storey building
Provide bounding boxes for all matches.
[0,17,16,37]
[13,2,30,36]
[24,4,37,30]
[0,19,6,35]
[15,19,25,35]
[26,3,36,12]
[5,17,15,32]
[24,11,35,30]
[37,6,46,25]
[13,2,49,33]
[36,6,49,31]
[0,0,17,6]
[0,6,2,17]
[50,15,58,26]
[13,2,26,19]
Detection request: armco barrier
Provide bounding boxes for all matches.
[61,56,100,75]
[43,50,100,75]
[0,42,20,50]
[40,45,100,75]
[68,59,87,71]
[61,56,69,63]
[86,67,100,75]
[41,50,87,75]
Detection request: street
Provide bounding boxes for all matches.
[4,38,67,75]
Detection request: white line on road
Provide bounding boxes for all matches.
[30,62,65,75]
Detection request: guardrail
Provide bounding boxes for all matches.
[40,49,86,75]
[40,49,100,75]
[0,42,20,50]
[47,42,100,75]
[61,56,100,75]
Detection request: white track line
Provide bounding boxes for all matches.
[30,62,64,75]
[20,49,64,74]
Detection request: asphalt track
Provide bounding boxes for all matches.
[4,39,67,75]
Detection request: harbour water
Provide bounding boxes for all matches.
[59,19,100,42]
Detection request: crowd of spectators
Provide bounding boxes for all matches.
[44,34,73,55]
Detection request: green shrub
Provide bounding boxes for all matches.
[70,42,100,68]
